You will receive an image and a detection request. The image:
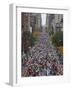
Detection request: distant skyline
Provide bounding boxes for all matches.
[41,14,46,26]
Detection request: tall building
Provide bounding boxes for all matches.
[30,13,37,32]
[35,14,41,31]
[22,13,41,33]
[21,13,30,33]
[51,14,63,32]
[46,14,63,33]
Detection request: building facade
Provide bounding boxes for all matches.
[46,14,63,33]
[22,13,41,33]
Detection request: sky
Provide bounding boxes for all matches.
[41,14,46,26]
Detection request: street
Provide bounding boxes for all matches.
[22,28,63,77]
